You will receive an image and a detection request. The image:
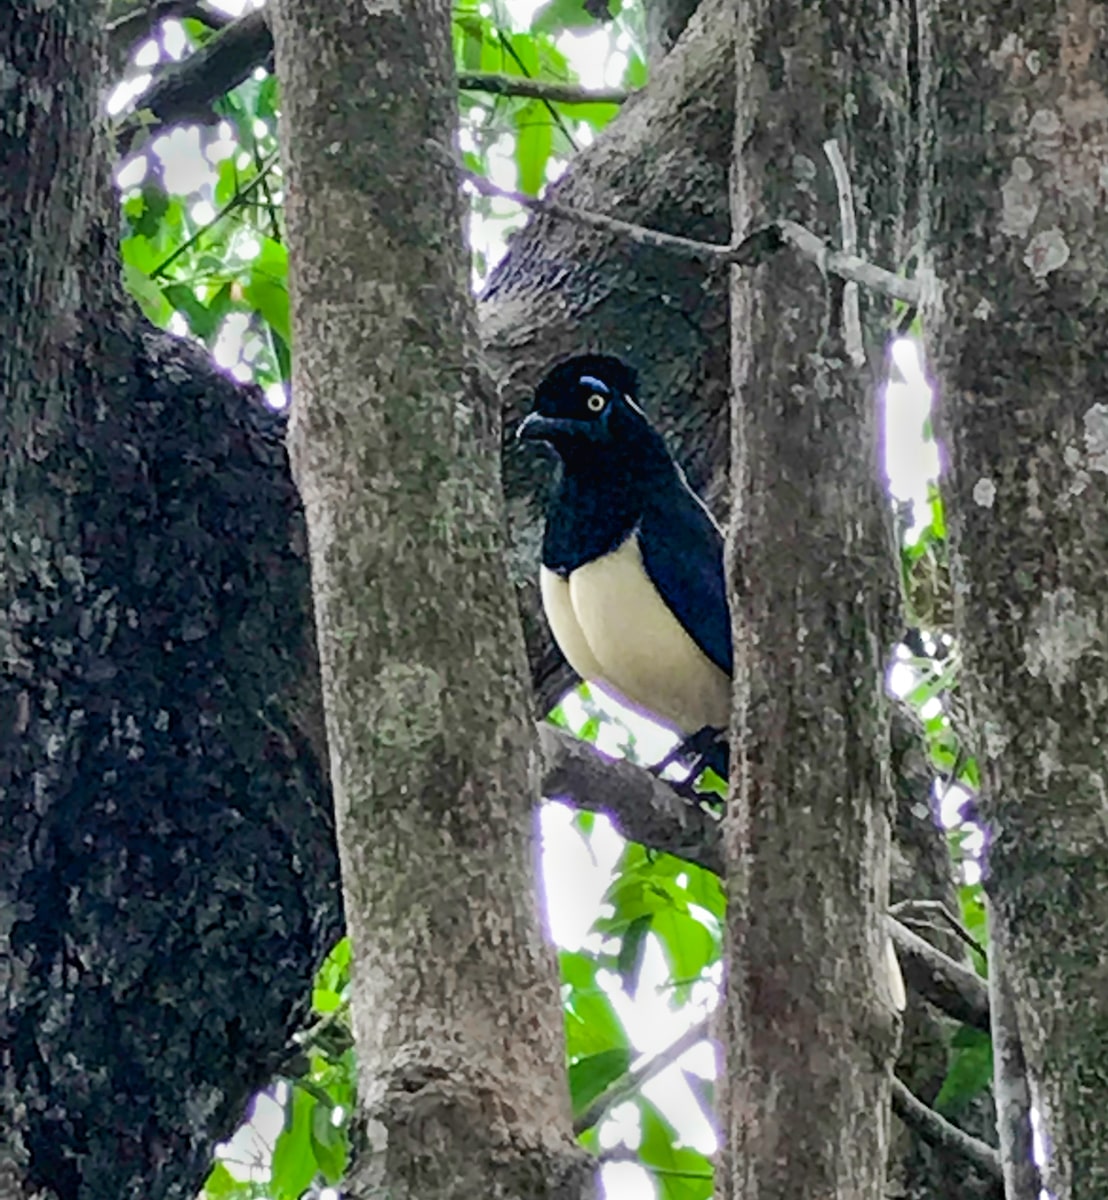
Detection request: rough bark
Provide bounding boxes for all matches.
[924,0,1108,1193]
[719,0,916,1193]
[642,0,703,63]
[270,2,590,1197]
[0,8,339,1200]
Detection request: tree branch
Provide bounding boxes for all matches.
[539,724,994,1035]
[118,7,272,155]
[537,723,722,872]
[458,72,630,105]
[891,1077,1003,1183]
[989,921,1043,1200]
[465,172,925,306]
[114,8,631,155]
[888,918,990,1032]
[573,1018,711,1135]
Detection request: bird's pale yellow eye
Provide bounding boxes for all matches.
[586,392,606,413]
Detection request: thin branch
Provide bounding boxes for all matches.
[887,917,990,1032]
[823,138,865,365]
[149,152,278,278]
[573,1019,711,1135]
[891,1077,1002,1182]
[891,898,987,959]
[463,170,783,266]
[458,72,630,105]
[989,919,1043,1200]
[464,172,925,305]
[539,724,993,1033]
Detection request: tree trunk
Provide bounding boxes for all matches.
[0,5,340,1200]
[719,0,918,1193]
[925,0,1108,1191]
[270,2,590,1197]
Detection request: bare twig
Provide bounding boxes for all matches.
[891,1077,1002,1182]
[464,172,924,305]
[989,918,1043,1200]
[573,1019,711,1135]
[463,170,782,266]
[823,138,865,365]
[891,898,987,959]
[458,72,630,106]
[887,917,990,1031]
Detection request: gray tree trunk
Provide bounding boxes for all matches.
[718,0,912,1192]
[270,2,591,1197]
[924,0,1108,1192]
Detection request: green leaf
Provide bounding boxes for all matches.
[310,1099,348,1182]
[639,1100,714,1199]
[568,1047,631,1115]
[617,913,652,986]
[651,909,718,983]
[203,1160,239,1198]
[935,1025,993,1115]
[243,238,290,344]
[122,261,173,326]
[270,1088,318,1200]
[514,101,554,195]
[162,282,222,341]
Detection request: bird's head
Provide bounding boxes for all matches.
[517,354,666,471]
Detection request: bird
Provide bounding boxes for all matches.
[518,354,908,1013]
[517,353,731,781]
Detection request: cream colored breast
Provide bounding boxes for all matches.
[540,536,730,734]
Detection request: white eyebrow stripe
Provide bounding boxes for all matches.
[578,375,611,394]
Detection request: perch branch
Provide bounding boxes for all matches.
[537,723,723,872]
[539,725,992,1032]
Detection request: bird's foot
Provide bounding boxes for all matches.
[650,726,728,799]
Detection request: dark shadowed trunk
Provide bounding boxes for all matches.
[0,5,339,1199]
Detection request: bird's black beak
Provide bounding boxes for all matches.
[517,413,560,442]
[517,413,595,443]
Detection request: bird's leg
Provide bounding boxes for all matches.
[650,725,727,797]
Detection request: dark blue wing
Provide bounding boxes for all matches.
[638,477,732,677]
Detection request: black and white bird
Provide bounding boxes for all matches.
[520,352,907,1011]
[518,354,730,777]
